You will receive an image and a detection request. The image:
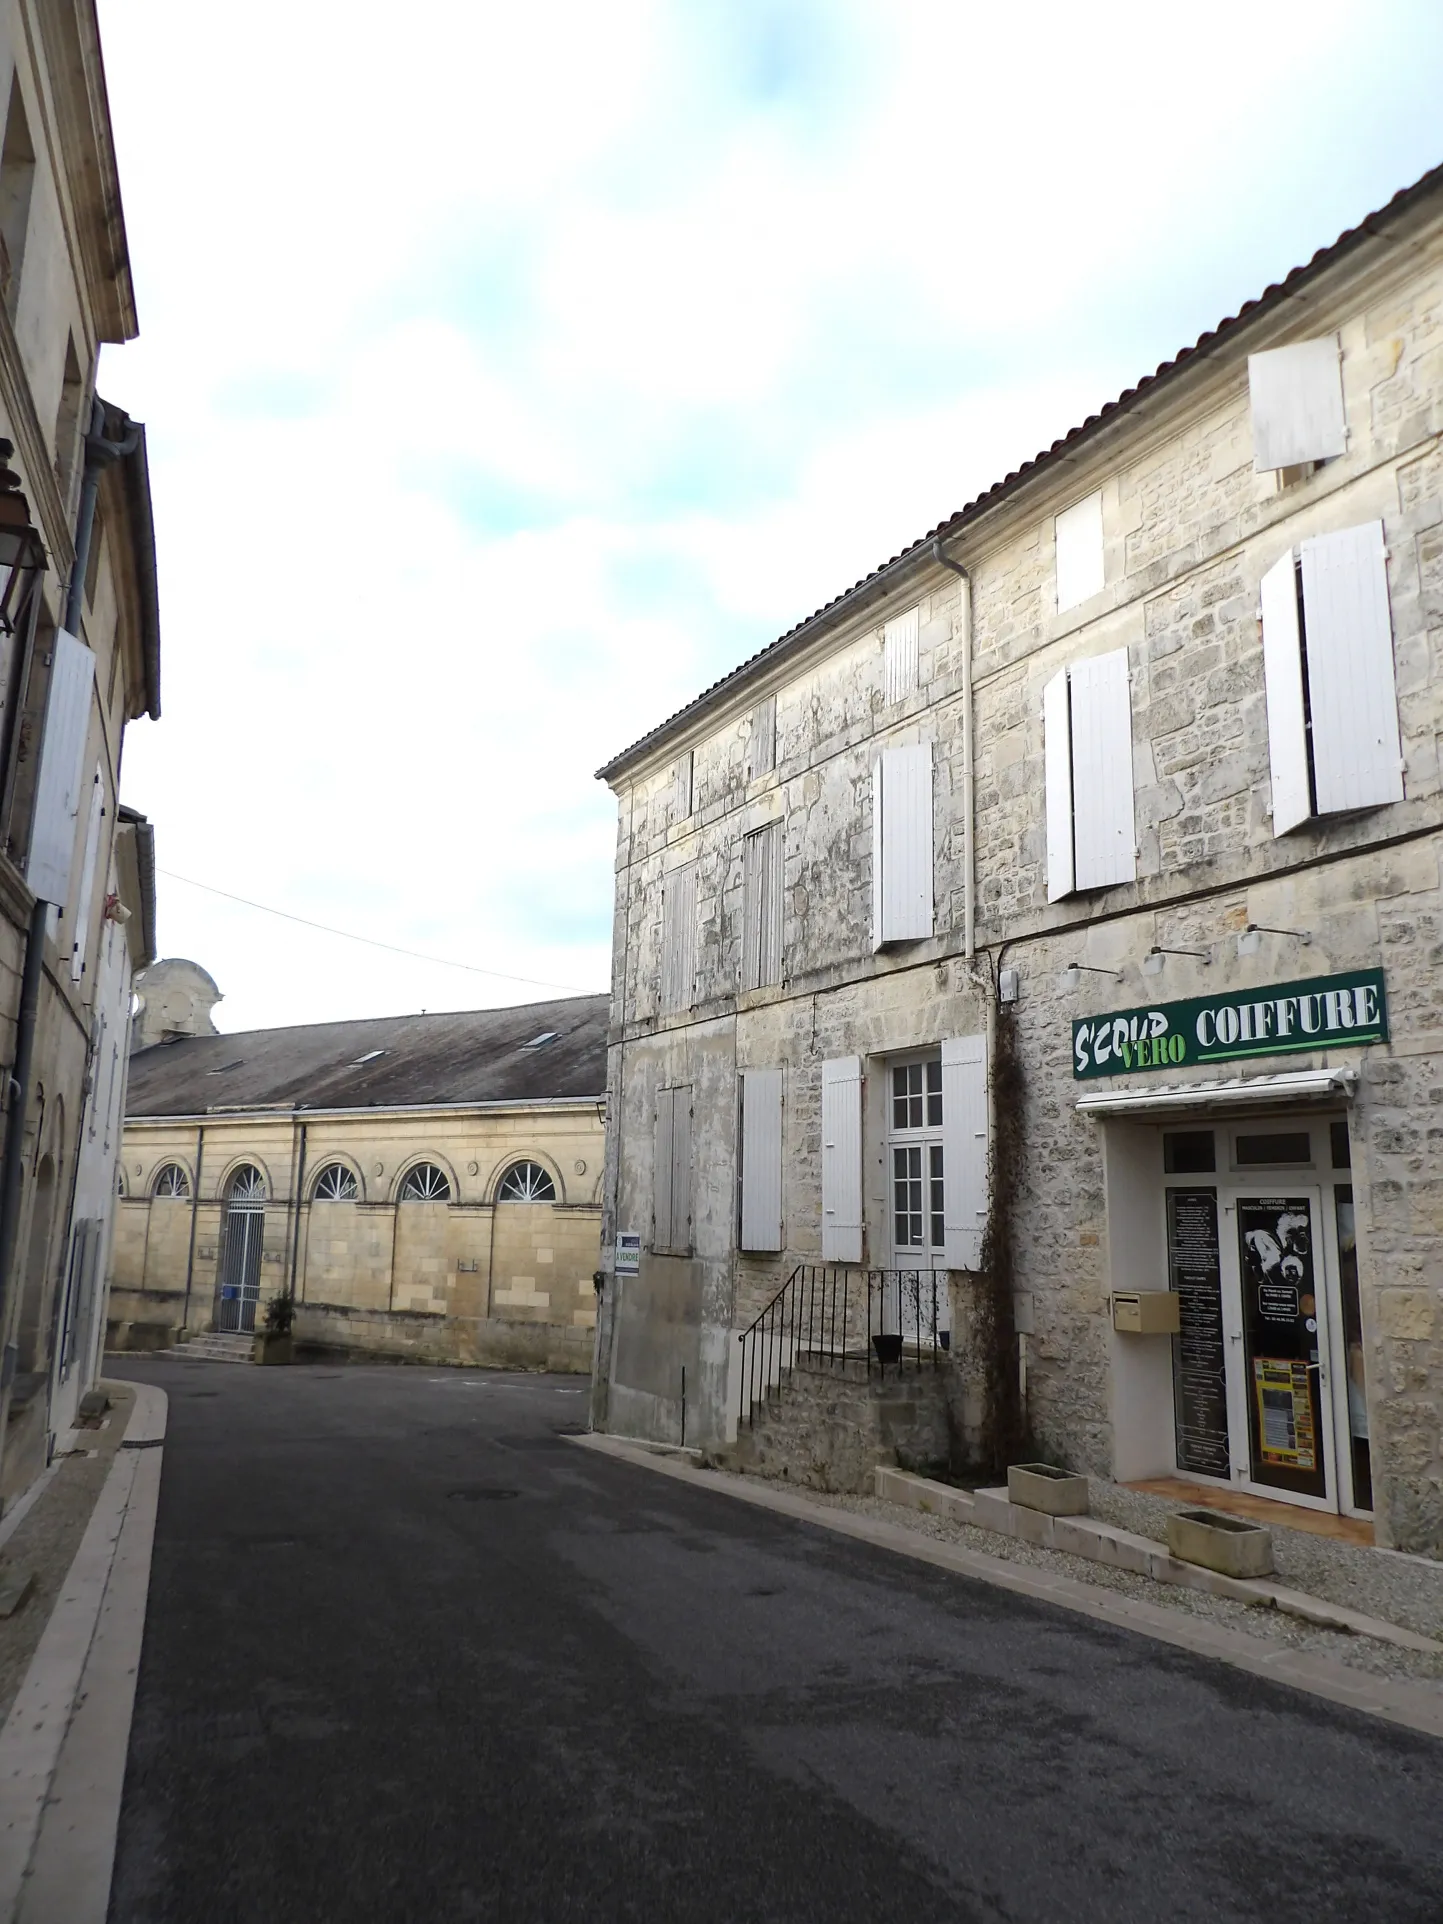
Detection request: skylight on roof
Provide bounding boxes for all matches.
[351,1049,386,1065]
[523,1031,559,1049]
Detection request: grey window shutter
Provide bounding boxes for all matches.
[1055,491,1104,613]
[672,749,694,823]
[1248,336,1347,472]
[872,743,933,949]
[883,605,920,705]
[28,629,94,907]
[741,823,782,991]
[70,765,104,982]
[750,695,776,779]
[653,1089,675,1250]
[1043,666,1074,901]
[739,1067,783,1252]
[670,1084,692,1251]
[941,1034,988,1270]
[1068,649,1136,891]
[1259,548,1312,835]
[661,864,698,1013]
[1299,520,1403,816]
[821,1055,862,1263]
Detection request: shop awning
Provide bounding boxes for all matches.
[1076,1066,1358,1118]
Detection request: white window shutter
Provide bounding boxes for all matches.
[1069,649,1136,891]
[1248,337,1347,472]
[741,823,782,991]
[1300,520,1403,816]
[70,765,104,982]
[872,743,933,949]
[750,695,776,779]
[28,630,94,907]
[1043,666,1074,902]
[653,1089,675,1250]
[739,1068,782,1252]
[883,605,920,705]
[1259,548,1312,835]
[821,1055,862,1264]
[941,1034,988,1270]
[672,749,694,823]
[661,864,697,1013]
[1055,491,1104,613]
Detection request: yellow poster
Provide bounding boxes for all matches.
[1253,1358,1316,1470]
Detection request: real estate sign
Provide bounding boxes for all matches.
[1071,968,1387,1080]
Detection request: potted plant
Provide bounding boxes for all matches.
[254,1290,295,1366]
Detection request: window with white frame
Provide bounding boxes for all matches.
[652,1084,692,1253]
[883,606,920,705]
[741,822,782,991]
[152,1163,190,1199]
[399,1163,451,1202]
[1055,491,1104,614]
[1044,647,1136,901]
[888,1056,945,1261]
[1259,520,1403,834]
[1248,336,1346,474]
[871,743,933,949]
[497,1161,556,1202]
[660,863,698,1013]
[312,1163,358,1201]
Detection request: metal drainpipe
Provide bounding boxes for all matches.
[181,1124,204,1333]
[931,539,975,958]
[287,1120,307,1304]
[0,402,138,1378]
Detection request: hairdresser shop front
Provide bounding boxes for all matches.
[1074,969,1386,1520]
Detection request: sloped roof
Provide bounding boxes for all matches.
[125,995,609,1118]
[597,158,1443,783]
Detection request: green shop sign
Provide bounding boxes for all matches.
[1071,968,1388,1080]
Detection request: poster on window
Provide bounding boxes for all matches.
[1238,1196,1318,1473]
[1252,1359,1317,1471]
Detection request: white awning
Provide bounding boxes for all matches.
[1076,1066,1358,1118]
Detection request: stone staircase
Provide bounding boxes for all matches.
[167,1330,254,1365]
[716,1353,951,1494]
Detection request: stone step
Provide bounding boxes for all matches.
[168,1333,254,1364]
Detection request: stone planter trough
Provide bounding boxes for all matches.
[1166,1507,1273,1579]
[253,1333,293,1367]
[1007,1463,1089,1516]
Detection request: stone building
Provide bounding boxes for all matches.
[592,159,1443,1555]
[112,973,607,1372]
[0,3,162,1506]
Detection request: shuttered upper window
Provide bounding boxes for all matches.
[872,743,934,949]
[738,1067,782,1252]
[1044,647,1136,901]
[653,1084,692,1253]
[1260,520,1403,835]
[883,606,920,705]
[1055,492,1104,614]
[669,749,694,824]
[749,695,776,780]
[28,629,94,908]
[741,822,782,991]
[660,863,698,1013]
[1248,337,1346,473]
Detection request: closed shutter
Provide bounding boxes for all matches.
[661,864,697,1013]
[1069,649,1136,890]
[1260,548,1312,835]
[671,749,694,823]
[750,695,776,779]
[739,1068,783,1252]
[941,1034,988,1271]
[883,605,920,705]
[1055,491,1104,613]
[1043,667,1074,902]
[1299,520,1403,816]
[871,743,933,949]
[1248,336,1347,472]
[821,1055,862,1263]
[28,629,95,907]
[70,765,104,982]
[653,1086,692,1251]
[741,823,782,991]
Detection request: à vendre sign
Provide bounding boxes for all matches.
[1071,968,1387,1080]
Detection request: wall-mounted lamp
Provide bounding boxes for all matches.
[1059,962,1121,991]
[1142,944,1211,976]
[1238,921,1312,957]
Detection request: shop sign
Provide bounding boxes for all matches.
[1071,968,1387,1080]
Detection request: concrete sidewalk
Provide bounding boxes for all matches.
[0,1380,167,1924]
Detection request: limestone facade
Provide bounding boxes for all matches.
[592,164,1443,1554]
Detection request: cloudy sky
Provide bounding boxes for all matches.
[95,0,1443,1034]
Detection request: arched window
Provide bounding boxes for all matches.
[312,1163,358,1202]
[227,1165,267,1203]
[398,1163,451,1202]
[496,1161,556,1203]
[152,1163,191,1199]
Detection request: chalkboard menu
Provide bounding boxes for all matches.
[1168,1189,1230,1478]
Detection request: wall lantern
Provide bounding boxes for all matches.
[0,443,47,634]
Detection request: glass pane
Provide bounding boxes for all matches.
[1330,1119,1352,1171]
[1163,1130,1215,1174]
[892,1067,909,1130]
[929,1144,945,1248]
[1237,1196,1327,1499]
[1334,1184,1371,1510]
[1235,1132,1312,1167]
[926,1059,942,1127]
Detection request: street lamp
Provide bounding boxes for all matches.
[0,441,48,633]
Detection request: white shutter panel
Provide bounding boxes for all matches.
[28,630,95,906]
[1043,667,1074,902]
[70,765,104,982]
[821,1055,862,1264]
[750,695,776,779]
[1055,491,1104,613]
[1259,549,1312,835]
[941,1033,988,1271]
[1300,520,1403,816]
[661,864,697,1012]
[672,749,694,822]
[653,1089,675,1250]
[739,1068,782,1252]
[883,605,920,705]
[1248,337,1347,472]
[741,824,782,991]
[872,744,933,948]
[1069,649,1136,891]
[670,1084,692,1251]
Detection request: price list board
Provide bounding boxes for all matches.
[1167,1188,1231,1478]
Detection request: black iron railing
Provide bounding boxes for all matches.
[736,1264,949,1429]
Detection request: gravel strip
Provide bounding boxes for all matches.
[716,1472,1443,1687]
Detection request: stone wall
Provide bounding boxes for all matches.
[716,1357,952,1494]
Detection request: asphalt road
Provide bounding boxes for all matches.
[107,1359,1443,1924]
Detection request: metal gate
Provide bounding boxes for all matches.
[216,1167,266,1332]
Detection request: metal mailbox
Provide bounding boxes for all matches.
[1112,1290,1180,1335]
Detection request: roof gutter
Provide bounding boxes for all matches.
[931,538,974,958]
[116,421,161,721]
[126,1094,608,1126]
